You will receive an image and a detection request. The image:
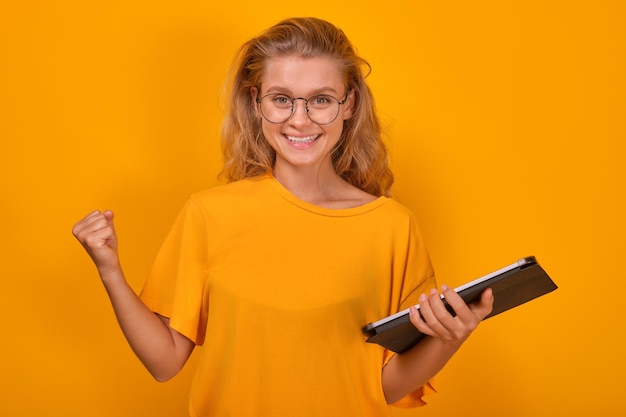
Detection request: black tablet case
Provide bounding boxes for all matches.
[362,256,557,353]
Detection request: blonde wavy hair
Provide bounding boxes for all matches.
[219,17,393,197]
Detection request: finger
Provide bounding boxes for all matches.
[415,291,436,325]
[75,210,115,233]
[79,210,104,225]
[429,287,472,337]
[82,226,116,248]
[73,214,106,238]
[72,210,97,233]
[469,288,494,320]
[408,305,434,335]
[440,285,473,319]
[87,210,116,233]
[441,285,491,334]
[428,286,458,319]
[419,289,454,337]
[73,212,117,246]
[102,210,115,221]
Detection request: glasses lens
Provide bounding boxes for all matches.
[260,94,292,124]
[307,95,340,125]
[259,94,341,125]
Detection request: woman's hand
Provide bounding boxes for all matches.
[72,209,195,380]
[72,210,120,276]
[383,286,495,403]
[409,286,494,346]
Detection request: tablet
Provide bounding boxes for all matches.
[362,256,557,353]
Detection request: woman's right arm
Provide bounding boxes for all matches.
[72,210,195,382]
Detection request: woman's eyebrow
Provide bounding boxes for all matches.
[262,85,340,96]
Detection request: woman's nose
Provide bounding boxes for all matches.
[289,98,312,126]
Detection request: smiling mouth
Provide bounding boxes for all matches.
[284,134,320,144]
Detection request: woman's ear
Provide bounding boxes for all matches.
[341,89,356,121]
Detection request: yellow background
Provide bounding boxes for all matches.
[1,1,624,416]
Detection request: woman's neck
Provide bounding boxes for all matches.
[272,163,378,209]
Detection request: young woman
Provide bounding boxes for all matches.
[72,17,493,417]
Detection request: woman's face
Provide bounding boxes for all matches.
[252,55,354,176]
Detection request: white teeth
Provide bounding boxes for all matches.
[285,134,319,143]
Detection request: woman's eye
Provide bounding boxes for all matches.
[312,96,331,105]
[273,95,291,105]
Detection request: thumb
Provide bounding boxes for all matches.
[102,210,115,221]
[482,287,494,302]
[471,288,494,319]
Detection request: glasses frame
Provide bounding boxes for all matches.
[255,92,348,125]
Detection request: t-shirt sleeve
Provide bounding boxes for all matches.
[385,211,438,408]
[139,198,209,345]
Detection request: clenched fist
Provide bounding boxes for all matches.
[72,210,121,276]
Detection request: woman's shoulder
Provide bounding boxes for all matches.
[374,194,414,215]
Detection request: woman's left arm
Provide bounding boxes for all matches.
[381,286,494,404]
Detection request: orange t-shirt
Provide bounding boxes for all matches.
[140,176,436,417]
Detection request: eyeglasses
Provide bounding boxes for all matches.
[256,92,348,125]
